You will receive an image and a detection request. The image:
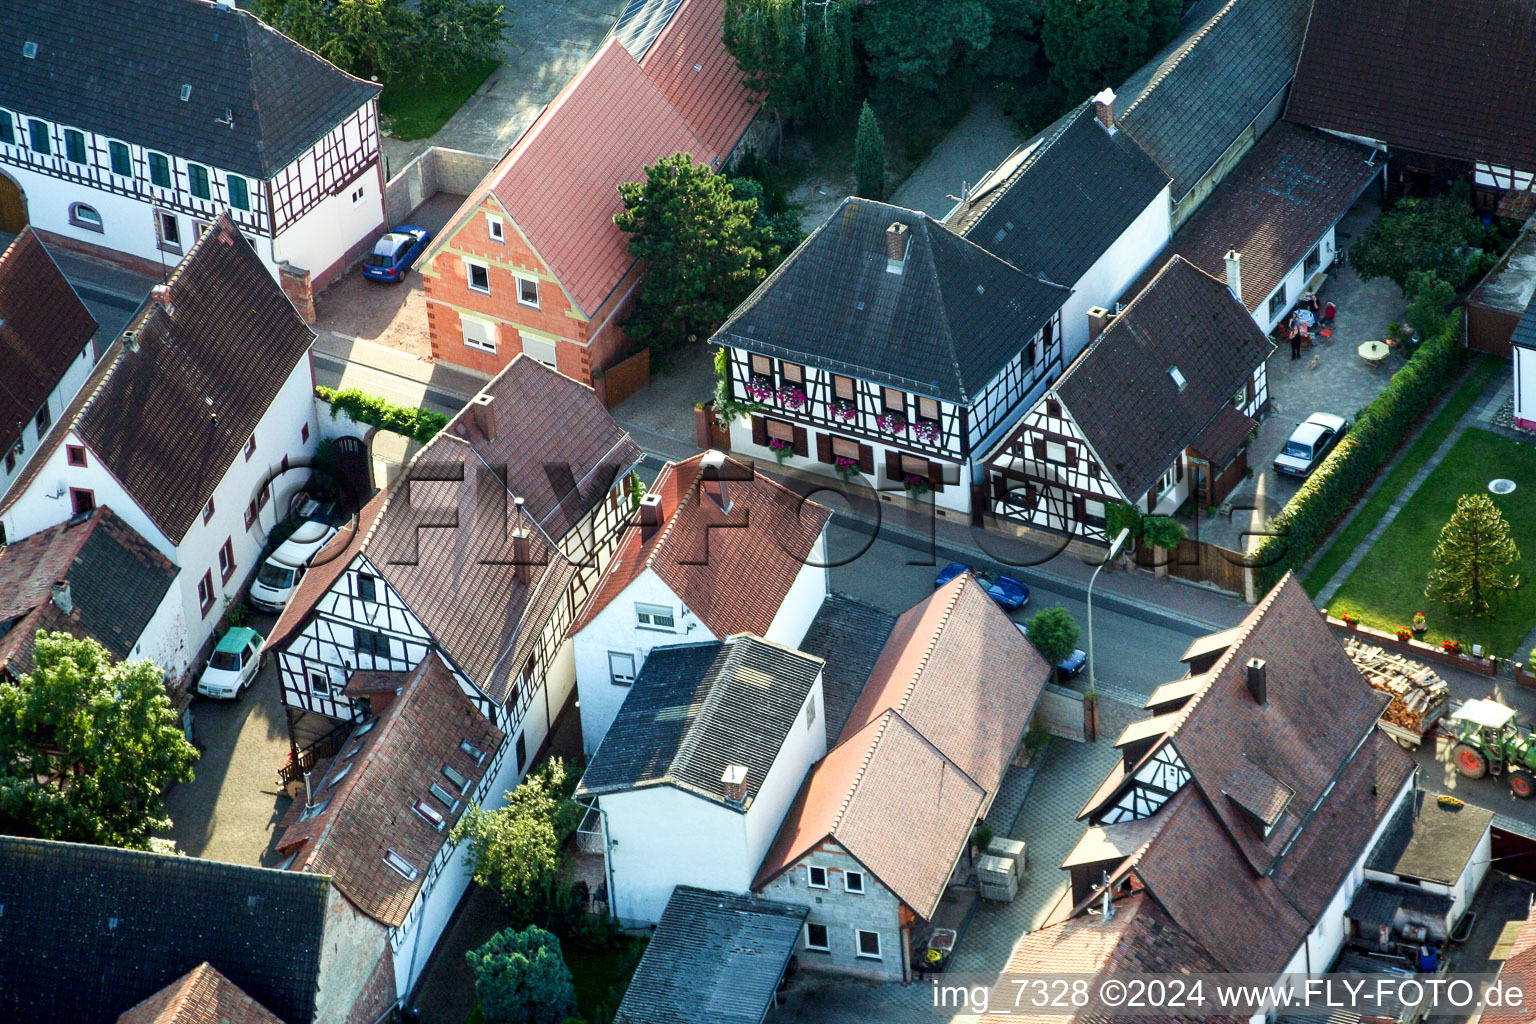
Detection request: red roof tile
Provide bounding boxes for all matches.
[1482,901,1536,1024]
[570,452,828,639]
[489,39,714,316]
[0,229,97,457]
[116,962,283,1024]
[639,0,760,158]
[276,654,504,927]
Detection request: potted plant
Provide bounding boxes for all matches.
[877,412,910,435]
[744,378,775,402]
[1395,627,1413,642]
[768,437,793,464]
[903,472,931,496]
[1340,611,1360,627]
[830,398,856,422]
[833,455,859,479]
[1412,612,1427,635]
[777,383,807,411]
[1441,639,1463,655]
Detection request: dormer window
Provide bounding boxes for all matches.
[413,799,446,831]
[383,850,418,880]
[430,782,462,813]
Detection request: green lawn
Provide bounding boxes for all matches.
[379,59,498,141]
[1327,427,1536,658]
[1303,356,1501,594]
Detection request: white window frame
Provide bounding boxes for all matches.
[309,670,331,697]
[519,333,557,369]
[465,258,491,295]
[516,275,540,309]
[443,764,472,793]
[1044,440,1068,463]
[609,651,637,685]
[807,865,828,889]
[487,215,505,242]
[635,602,676,631]
[855,929,882,960]
[804,922,830,951]
[844,870,865,894]
[413,799,446,830]
[460,314,498,354]
[1267,284,1288,320]
[383,850,418,881]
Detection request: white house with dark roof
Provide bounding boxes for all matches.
[984,257,1273,543]
[569,451,830,756]
[575,636,827,926]
[0,228,98,507]
[0,213,318,668]
[0,0,384,300]
[712,198,1071,516]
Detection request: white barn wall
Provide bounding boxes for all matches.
[1056,184,1173,364]
[601,786,752,925]
[762,539,829,649]
[0,342,95,501]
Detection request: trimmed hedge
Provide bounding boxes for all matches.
[1253,313,1469,591]
[315,385,448,443]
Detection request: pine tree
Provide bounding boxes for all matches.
[466,926,577,1024]
[853,100,886,201]
[1424,493,1523,617]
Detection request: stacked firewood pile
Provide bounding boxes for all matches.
[1345,638,1450,733]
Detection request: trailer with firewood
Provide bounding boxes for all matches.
[1345,638,1450,748]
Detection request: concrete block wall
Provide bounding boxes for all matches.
[383,147,497,226]
[757,841,906,981]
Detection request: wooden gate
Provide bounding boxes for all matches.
[0,173,24,234]
[1137,539,1248,595]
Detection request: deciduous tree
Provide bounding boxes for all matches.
[1424,493,1522,617]
[853,101,886,200]
[615,153,783,361]
[466,925,577,1024]
[0,633,198,848]
[451,758,581,918]
[1024,606,1080,669]
[1041,0,1180,101]
[252,0,507,81]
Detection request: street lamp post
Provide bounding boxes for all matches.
[1087,527,1132,697]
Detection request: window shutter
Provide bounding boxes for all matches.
[751,416,767,447]
[793,426,809,457]
[1046,399,1061,417]
[885,451,901,483]
[1026,485,1038,510]
[990,474,1006,500]
[1065,447,1079,469]
[928,462,946,493]
[857,444,874,475]
[1176,457,1184,483]
[816,432,833,464]
[1032,438,1047,460]
[1074,494,1087,520]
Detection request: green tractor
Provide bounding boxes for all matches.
[1447,698,1536,799]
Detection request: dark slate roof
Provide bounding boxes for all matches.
[1345,879,1455,929]
[0,0,379,179]
[576,637,825,808]
[1286,0,1536,170]
[615,886,806,1024]
[712,198,1071,403]
[953,103,1170,288]
[1367,789,1493,886]
[0,507,178,677]
[1114,0,1313,203]
[0,835,331,1024]
[1517,295,1536,351]
[1144,122,1381,313]
[0,229,97,458]
[1189,405,1258,466]
[796,593,897,742]
[610,0,687,59]
[0,215,316,544]
[1054,256,1274,500]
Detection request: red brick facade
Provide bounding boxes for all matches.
[423,198,642,388]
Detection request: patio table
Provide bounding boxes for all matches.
[1294,309,1316,327]
[1358,340,1390,367]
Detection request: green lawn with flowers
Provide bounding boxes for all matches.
[1326,428,1536,659]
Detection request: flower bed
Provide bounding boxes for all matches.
[1324,614,1496,676]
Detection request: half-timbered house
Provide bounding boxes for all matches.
[711,198,1071,517]
[569,451,830,755]
[0,0,384,304]
[1287,0,1536,212]
[988,577,1414,1024]
[0,228,98,505]
[0,213,319,672]
[755,573,1049,983]
[269,354,643,737]
[985,256,1273,542]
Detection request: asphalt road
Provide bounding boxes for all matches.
[313,349,468,418]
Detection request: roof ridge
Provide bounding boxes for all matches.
[892,574,969,714]
[827,709,899,835]
[1120,0,1242,120]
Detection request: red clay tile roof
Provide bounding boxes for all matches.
[1287,0,1536,171]
[266,490,386,650]
[981,892,1241,1024]
[571,452,828,638]
[487,39,714,316]
[840,573,1050,801]
[276,654,504,927]
[1141,122,1380,314]
[1,214,315,544]
[754,708,984,917]
[116,962,283,1024]
[638,0,760,158]
[1482,901,1536,1024]
[1188,404,1258,466]
[0,229,96,458]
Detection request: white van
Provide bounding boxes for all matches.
[249,520,337,612]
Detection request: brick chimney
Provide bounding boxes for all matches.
[512,528,531,585]
[700,450,732,512]
[721,765,749,806]
[1091,88,1117,135]
[469,393,496,440]
[1246,657,1268,705]
[1224,250,1243,305]
[638,491,664,530]
[151,284,173,316]
[1087,306,1113,342]
[885,222,910,274]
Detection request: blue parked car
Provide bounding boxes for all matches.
[361,225,432,282]
[1015,622,1087,678]
[933,562,1030,611]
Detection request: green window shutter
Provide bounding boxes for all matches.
[149,152,171,188]
[0,112,15,145]
[109,141,132,177]
[228,175,249,210]
[189,163,210,199]
[28,120,50,155]
[64,129,85,164]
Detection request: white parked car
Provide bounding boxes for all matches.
[1273,413,1350,477]
[248,520,338,612]
[196,627,265,699]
